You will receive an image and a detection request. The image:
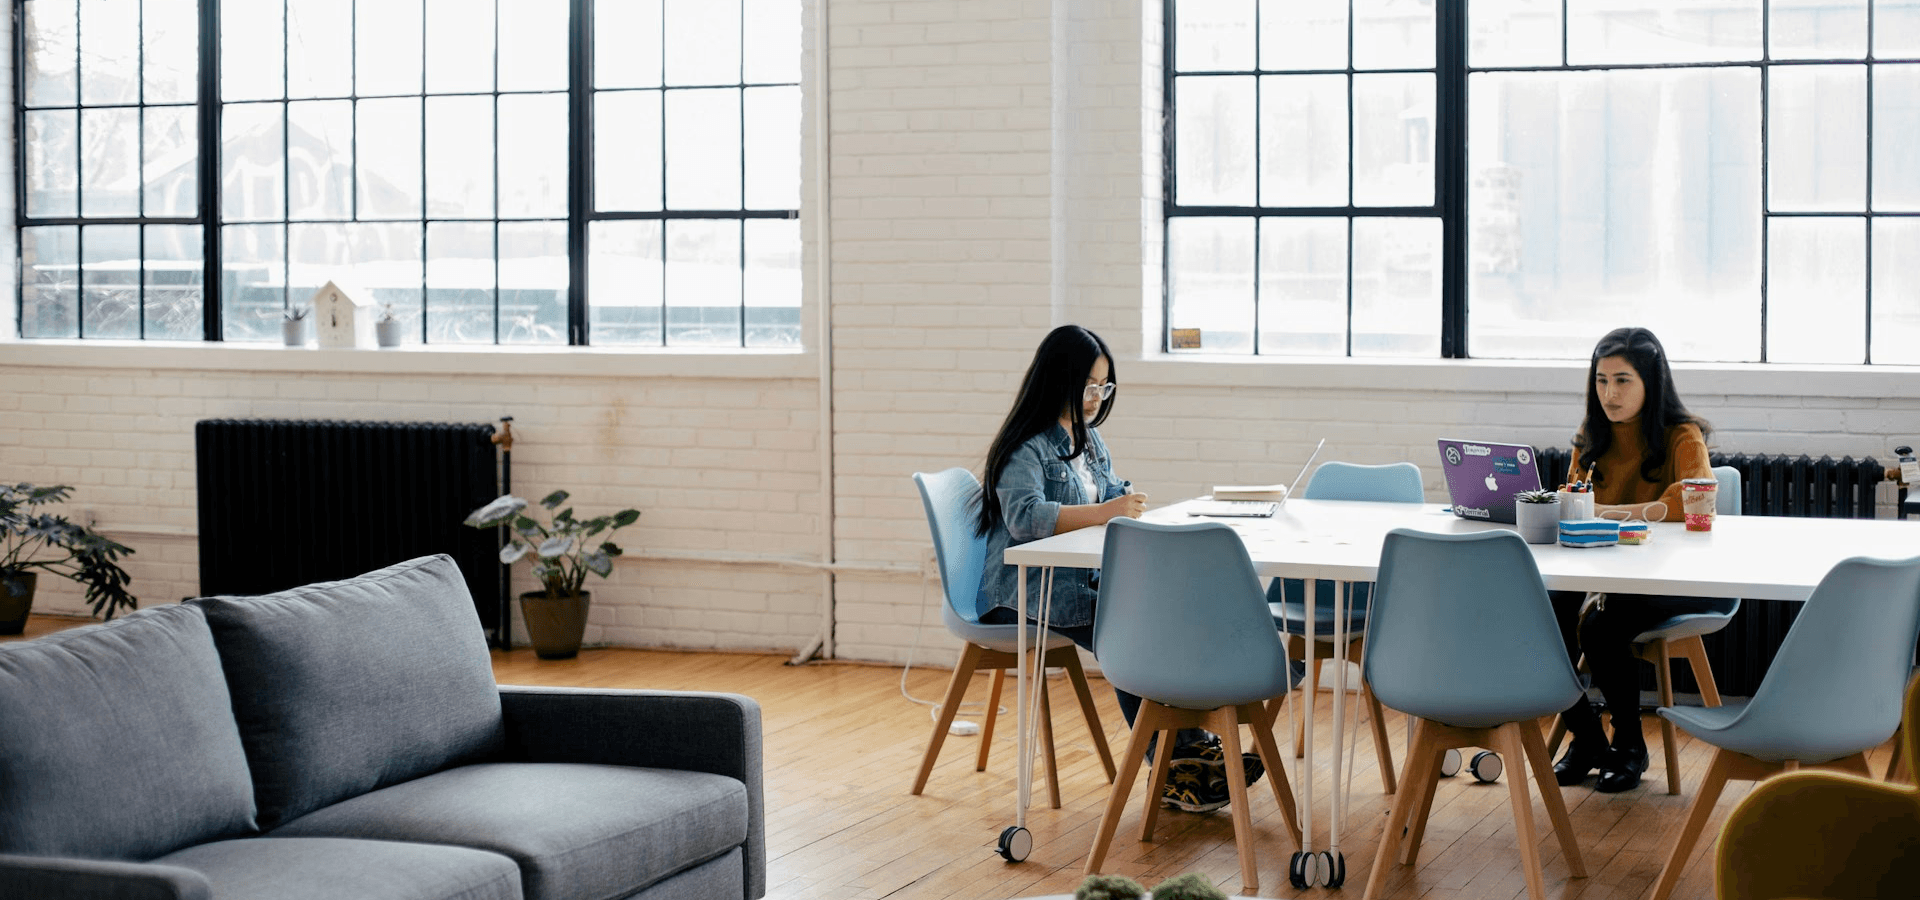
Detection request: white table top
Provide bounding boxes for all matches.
[1004,498,1920,602]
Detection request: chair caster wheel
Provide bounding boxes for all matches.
[1470,750,1503,783]
[1438,747,1462,777]
[1321,851,1346,888]
[996,826,1030,862]
[1289,851,1320,888]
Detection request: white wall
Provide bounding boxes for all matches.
[5,1,1917,663]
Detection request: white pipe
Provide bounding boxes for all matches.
[808,0,837,661]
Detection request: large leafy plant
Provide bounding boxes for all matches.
[1,483,138,619]
[464,490,639,598]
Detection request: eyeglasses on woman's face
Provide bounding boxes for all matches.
[1082,382,1116,402]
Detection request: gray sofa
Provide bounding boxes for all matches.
[0,554,764,900]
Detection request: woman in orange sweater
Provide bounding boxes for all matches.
[1549,326,1717,793]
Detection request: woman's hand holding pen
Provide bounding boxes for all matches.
[1103,488,1148,521]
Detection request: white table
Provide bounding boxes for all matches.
[999,498,1919,879]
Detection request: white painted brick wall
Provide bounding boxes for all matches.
[5,1,1917,666]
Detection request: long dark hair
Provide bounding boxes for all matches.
[1573,326,1711,484]
[976,325,1116,536]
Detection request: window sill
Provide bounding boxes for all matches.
[0,340,818,380]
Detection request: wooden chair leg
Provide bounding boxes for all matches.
[1399,738,1447,867]
[1210,709,1261,893]
[1517,719,1585,878]
[1246,699,1303,847]
[1364,717,1440,900]
[976,667,1004,772]
[1040,674,1061,809]
[1677,635,1722,707]
[1061,649,1118,782]
[1492,723,1548,900]
[1139,720,1176,842]
[1084,703,1161,878]
[1648,749,1778,900]
[1889,727,1910,783]
[1820,751,1873,778]
[913,642,983,794]
[1651,640,1683,796]
[1364,684,1397,795]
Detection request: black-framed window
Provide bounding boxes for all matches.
[13,0,802,347]
[1165,0,1920,364]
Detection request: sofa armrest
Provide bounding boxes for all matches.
[0,853,212,900]
[496,686,765,900]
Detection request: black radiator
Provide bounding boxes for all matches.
[195,419,507,646]
[1533,446,1886,697]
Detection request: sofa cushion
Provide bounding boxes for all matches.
[193,554,505,829]
[0,604,257,859]
[269,762,749,900]
[153,837,522,900]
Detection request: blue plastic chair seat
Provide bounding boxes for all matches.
[1630,597,1740,644]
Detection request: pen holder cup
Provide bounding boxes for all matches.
[1556,490,1594,522]
[1515,499,1561,544]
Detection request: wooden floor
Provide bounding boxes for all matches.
[12,616,1894,900]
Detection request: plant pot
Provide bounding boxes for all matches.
[1515,500,1561,544]
[1,572,38,636]
[375,318,404,348]
[520,590,590,660]
[281,318,310,347]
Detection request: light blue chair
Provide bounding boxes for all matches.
[1361,530,1587,900]
[1266,461,1423,791]
[1547,465,1746,795]
[910,469,1116,807]
[1646,554,1920,900]
[1082,518,1302,894]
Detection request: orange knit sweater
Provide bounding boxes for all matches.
[1565,421,1711,523]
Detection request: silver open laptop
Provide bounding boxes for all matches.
[1188,438,1326,518]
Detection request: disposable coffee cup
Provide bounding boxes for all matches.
[1681,477,1718,532]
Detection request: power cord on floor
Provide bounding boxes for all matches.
[899,548,1004,734]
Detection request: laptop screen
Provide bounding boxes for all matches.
[1436,439,1544,524]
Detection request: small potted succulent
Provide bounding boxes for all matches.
[463,490,639,659]
[375,303,404,348]
[281,305,311,346]
[1,483,138,634]
[1514,488,1561,544]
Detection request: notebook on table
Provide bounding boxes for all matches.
[1436,438,1544,524]
[1188,439,1326,518]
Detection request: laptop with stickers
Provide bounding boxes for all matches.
[1436,438,1544,524]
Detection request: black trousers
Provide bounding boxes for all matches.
[1548,590,1721,745]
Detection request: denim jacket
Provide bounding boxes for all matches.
[976,425,1126,629]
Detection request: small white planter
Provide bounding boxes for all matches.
[375,318,404,348]
[1515,499,1561,544]
[281,317,310,347]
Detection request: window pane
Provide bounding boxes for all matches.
[426,96,495,218]
[289,0,354,99]
[666,89,742,209]
[589,220,665,345]
[21,226,80,338]
[143,105,197,217]
[666,220,741,346]
[25,0,79,107]
[143,0,197,104]
[1880,0,1920,56]
[498,222,568,345]
[665,0,739,86]
[1468,69,1762,361]
[222,0,283,101]
[1772,0,1868,60]
[26,110,79,218]
[1873,219,1920,364]
[1175,75,1255,206]
[288,223,346,308]
[1175,0,1255,72]
[1168,217,1255,354]
[594,91,663,211]
[1352,218,1440,356]
[81,107,141,217]
[1874,64,1920,211]
[1353,74,1433,206]
[744,218,800,348]
[1469,0,1561,67]
[498,94,568,218]
[223,104,285,222]
[423,0,494,93]
[79,0,139,105]
[1768,217,1866,363]
[357,97,424,220]
[1568,0,1761,64]
[1260,75,1347,206]
[1258,217,1347,356]
[348,222,423,316]
[744,86,800,210]
[222,223,285,340]
[499,0,567,92]
[426,221,493,344]
[287,100,352,220]
[1769,65,1866,212]
[1260,0,1346,70]
[1354,0,1434,70]
[357,0,424,96]
[82,224,141,339]
[143,224,203,340]
[743,0,801,84]
[596,0,662,89]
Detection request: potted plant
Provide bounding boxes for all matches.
[464,490,639,659]
[282,305,311,346]
[1514,488,1561,544]
[375,303,404,348]
[1,484,138,634]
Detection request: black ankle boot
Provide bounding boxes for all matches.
[1596,739,1650,793]
[1552,736,1609,786]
